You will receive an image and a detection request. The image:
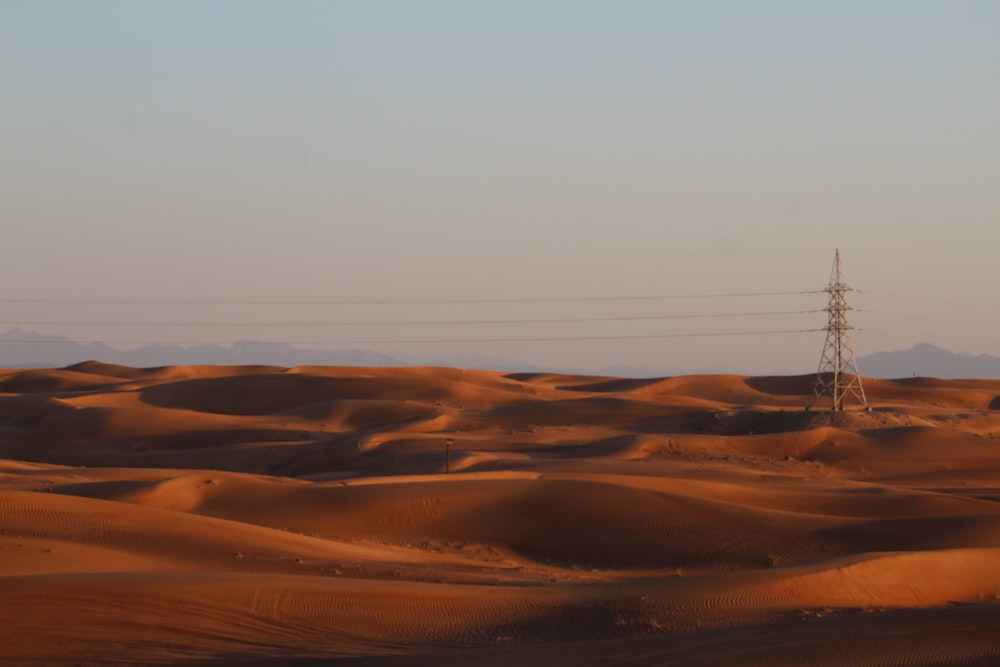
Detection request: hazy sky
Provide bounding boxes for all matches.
[2,1,998,373]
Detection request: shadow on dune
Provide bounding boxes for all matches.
[0,394,75,428]
[629,409,825,436]
[744,375,815,397]
[328,604,1000,667]
[818,514,1000,553]
[486,397,664,427]
[48,479,155,500]
[138,374,368,415]
[0,369,126,394]
[555,378,669,393]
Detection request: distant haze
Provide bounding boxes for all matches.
[3,329,997,380]
[2,2,999,374]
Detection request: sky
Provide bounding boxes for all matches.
[1,1,999,374]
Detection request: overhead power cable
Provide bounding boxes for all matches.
[0,309,823,328]
[0,290,823,307]
[858,291,1000,308]
[860,329,1000,345]
[0,328,824,346]
[856,310,1000,327]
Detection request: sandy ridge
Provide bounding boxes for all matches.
[2,364,1000,665]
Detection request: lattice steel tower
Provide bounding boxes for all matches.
[807,249,869,412]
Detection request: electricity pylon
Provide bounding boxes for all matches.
[807,249,869,412]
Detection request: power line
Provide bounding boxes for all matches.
[857,310,1000,327]
[0,309,823,328]
[858,291,1000,308]
[0,290,823,307]
[861,329,1000,345]
[0,328,824,346]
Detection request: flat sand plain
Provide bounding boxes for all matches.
[1,362,1000,665]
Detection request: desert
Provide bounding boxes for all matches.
[1,361,1000,665]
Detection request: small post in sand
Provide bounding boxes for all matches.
[445,439,453,474]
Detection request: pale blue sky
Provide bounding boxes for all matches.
[2,1,998,372]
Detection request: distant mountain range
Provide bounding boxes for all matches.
[0,328,404,369]
[0,328,556,374]
[1,329,998,379]
[856,342,1000,379]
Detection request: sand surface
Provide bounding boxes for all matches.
[1,362,1000,665]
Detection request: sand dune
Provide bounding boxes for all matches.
[2,364,1000,665]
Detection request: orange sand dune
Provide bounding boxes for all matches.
[2,363,1000,665]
